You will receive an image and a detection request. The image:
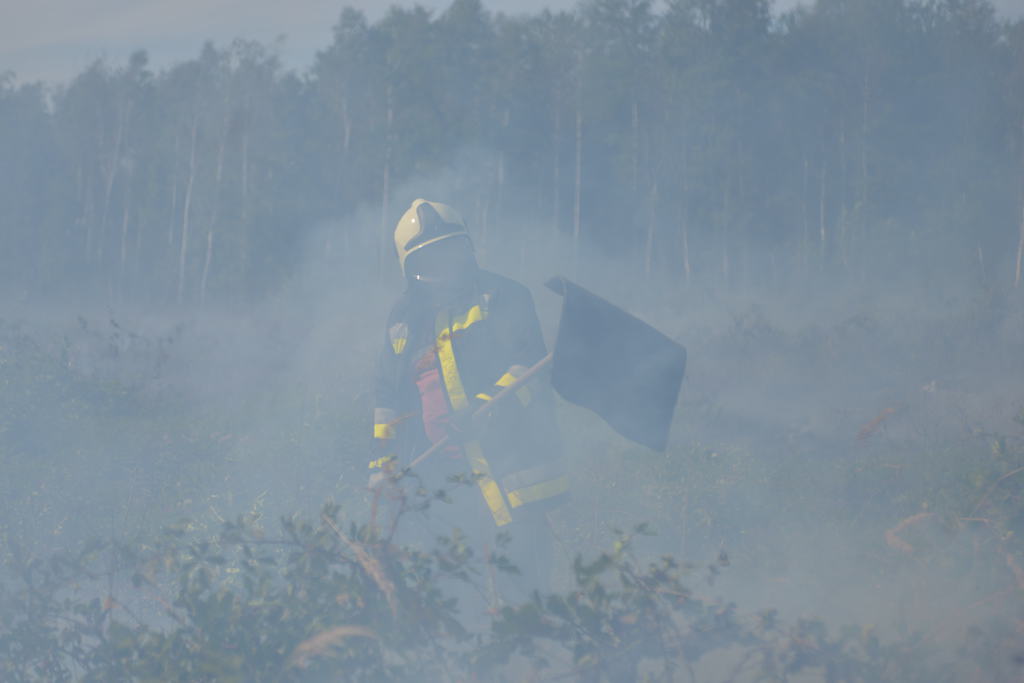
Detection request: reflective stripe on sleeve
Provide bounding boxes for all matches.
[507,476,569,508]
[495,372,518,387]
[389,323,408,355]
[373,408,398,439]
[368,455,395,469]
[495,369,531,406]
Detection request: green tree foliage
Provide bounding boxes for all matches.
[0,505,951,682]
[2,0,1023,304]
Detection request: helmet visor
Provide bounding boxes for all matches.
[405,235,475,284]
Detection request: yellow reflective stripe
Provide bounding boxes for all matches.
[433,304,509,525]
[435,304,486,411]
[494,371,531,406]
[389,323,408,355]
[374,423,395,439]
[465,441,512,526]
[368,455,395,469]
[495,372,517,387]
[475,393,493,401]
[436,329,467,409]
[507,476,569,508]
[450,304,485,333]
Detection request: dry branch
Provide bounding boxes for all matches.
[287,625,379,669]
[884,512,933,554]
[857,407,896,440]
[971,466,1024,516]
[321,512,398,618]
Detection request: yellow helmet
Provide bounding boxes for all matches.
[394,199,471,277]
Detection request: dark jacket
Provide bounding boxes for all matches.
[371,270,566,526]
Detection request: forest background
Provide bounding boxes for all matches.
[3,0,1024,680]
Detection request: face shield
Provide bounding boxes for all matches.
[405,235,477,287]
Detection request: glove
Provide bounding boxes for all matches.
[367,454,397,490]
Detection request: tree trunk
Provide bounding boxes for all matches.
[819,159,827,271]
[200,230,214,307]
[494,108,509,249]
[644,182,658,280]
[177,114,199,305]
[721,182,730,285]
[241,123,249,222]
[838,114,848,269]
[680,173,691,286]
[484,109,509,255]
[215,121,227,184]
[573,103,583,278]
[342,96,352,153]
[859,68,870,278]
[168,131,180,246]
[1017,116,1024,288]
[118,180,130,302]
[1015,198,1024,288]
[134,194,144,297]
[631,99,639,196]
[801,155,810,273]
[552,99,561,238]
[83,174,96,264]
[481,198,491,256]
[205,103,228,304]
[98,102,126,264]
[380,84,394,281]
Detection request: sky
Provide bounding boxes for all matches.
[3,0,1023,86]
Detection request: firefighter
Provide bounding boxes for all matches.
[369,198,567,605]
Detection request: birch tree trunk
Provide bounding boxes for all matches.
[801,155,810,273]
[133,195,144,294]
[342,97,352,153]
[168,131,180,246]
[98,103,125,264]
[1017,116,1024,288]
[84,168,96,262]
[380,84,394,281]
[176,114,199,305]
[215,114,227,184]
[680,170,691,286]
[631,99,639,196]
[1015,194,1024,288]
[573,103,583,278]
[118,179,130,302]
[203,94,230,306]
[241,122,249,222]
[838,115,848,269]
[495,108,509,243]
[681,208,691,286]
[644,182,658,280]
[819,159,827,272]
[859,68,870,278]
[200,230,214,307]
[552,99,561,239]
[721,183,730,285]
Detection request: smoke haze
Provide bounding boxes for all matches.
[3,0,1024,679]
